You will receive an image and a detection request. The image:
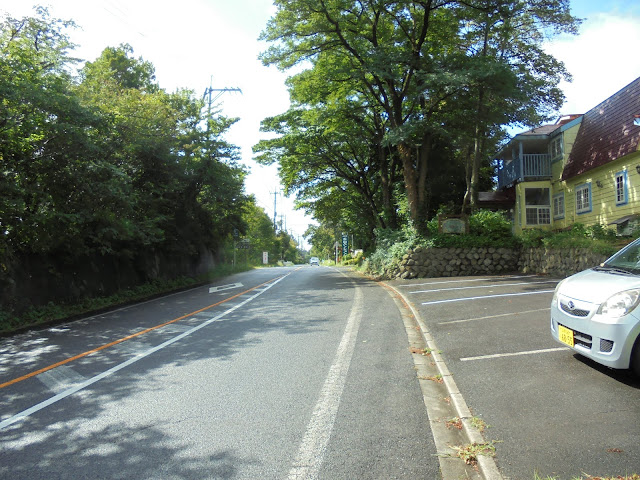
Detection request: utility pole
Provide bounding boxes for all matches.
[202,77,242,149]
[203,77,242,114]
[271,190,280,232]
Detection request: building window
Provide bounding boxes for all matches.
[553,193,565,219]
[615,170,628,205]
[525,188,551,225]
[575,183,592,214]
[550,136,563,161]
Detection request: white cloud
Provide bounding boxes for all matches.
[545,12,640,114]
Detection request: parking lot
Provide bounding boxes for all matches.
[390,274,640,480]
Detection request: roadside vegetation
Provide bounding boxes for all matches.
[360,210,627,279]
[0,263,254,335]
[0,8,305,325]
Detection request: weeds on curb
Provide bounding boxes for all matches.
[449,441,498,466]
[471,416,489,433]
[418,374,443,383]
[445,417,463,430]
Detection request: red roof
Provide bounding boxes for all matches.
[562,77,640,180]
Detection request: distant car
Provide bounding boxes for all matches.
[310,257,320,266]
[551,237,640,375]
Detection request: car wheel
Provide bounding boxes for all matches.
[631,336,640,377]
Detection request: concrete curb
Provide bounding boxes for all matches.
[382,281,504,480]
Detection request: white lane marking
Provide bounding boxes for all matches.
[422,290,555,305]
[36,366,87,394]
[438,308,551,325]
[396,275,539,288]
[461,347,568,362]
[409,280,557,294]
[0,274,290,431]
[288,286,363,480]
[209,282,243,293]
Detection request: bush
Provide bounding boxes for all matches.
[363,211,625,279]
[342,252,364,266]
[518,223,621,256]
[424,210,519,249]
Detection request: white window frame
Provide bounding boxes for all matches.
[550,135,563,161]
[553,192,565,219]
[524,188,551,226]
[615,170,628,206]
[575,183,592,214]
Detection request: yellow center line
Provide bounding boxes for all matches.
[0,276,283,390]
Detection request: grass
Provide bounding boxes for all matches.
[0,263,254,335]
[471,416,489,433]
[449,441,498,466]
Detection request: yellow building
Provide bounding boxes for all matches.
[490,77,640,235]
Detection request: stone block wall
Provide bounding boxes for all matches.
[396,246,519,279]
[518,248,608,278]
[394,246,609,279]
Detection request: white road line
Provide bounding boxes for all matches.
[409,280,557,294]
[438,308,551,325]
[0,273,290,431]
[209,282,243,293]
[460,347,568,362]
[36,365,87,394]
[396,275,539,288]
[422,290,555,305]
[288,285,363,480]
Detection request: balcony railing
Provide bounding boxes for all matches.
[497,154,551,189]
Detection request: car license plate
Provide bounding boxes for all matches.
[558,325,574,347]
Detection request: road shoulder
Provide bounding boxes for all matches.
[380,280,504,480]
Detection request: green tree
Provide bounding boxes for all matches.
[306,224,337,260]
[260,0,580,226]
[0,7,99,256]
[260,1,461,224]
[456,0,580,211]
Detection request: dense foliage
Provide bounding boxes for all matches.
[256,0,581,248]
[0,8,295,321]
[0,8,246,263]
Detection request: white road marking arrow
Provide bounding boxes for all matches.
[209,283,244,294]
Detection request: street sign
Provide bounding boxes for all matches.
[342,234,349,256]
[263,251,268,264]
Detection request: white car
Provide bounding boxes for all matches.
[551,238,640,375]
[309,257,320,266]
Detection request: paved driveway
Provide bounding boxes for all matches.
[390,274,640,480]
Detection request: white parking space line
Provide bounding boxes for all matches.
[421,290,555,305]
[396,275,540,288]
[460,347,568,362]
[409,280,557,294]
[438,308,551,325]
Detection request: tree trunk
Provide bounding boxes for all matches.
[378,143,393,229]
[398,142,420,223]
[417,137,430,218]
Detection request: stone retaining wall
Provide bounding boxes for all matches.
[394,246,609,279]
[518,248,608,278]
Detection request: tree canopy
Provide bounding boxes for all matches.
[0,7,283,280]
[256,0,580,247]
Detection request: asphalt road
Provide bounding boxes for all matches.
[0,266,454,479]
[389,274,640,480]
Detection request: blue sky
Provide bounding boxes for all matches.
[1,0,640,241]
